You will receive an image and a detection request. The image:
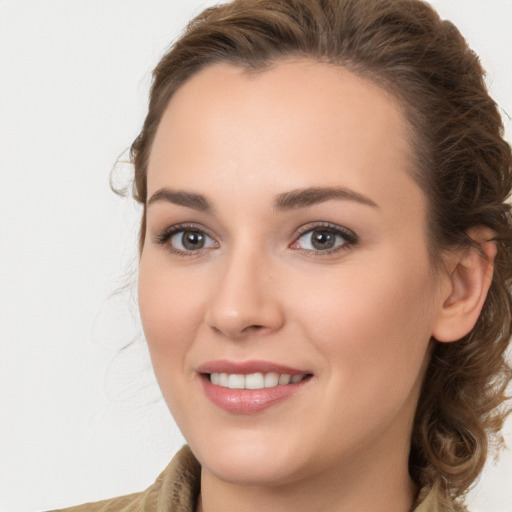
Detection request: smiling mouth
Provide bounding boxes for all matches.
[200,364,313,413]
[208,372,310,390]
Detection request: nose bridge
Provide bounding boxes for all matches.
[205,238,283,338]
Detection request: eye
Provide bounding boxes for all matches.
[292,223,357,254]
[154,224,218,255]
[171,229,216,251]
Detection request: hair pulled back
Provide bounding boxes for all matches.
[130,0,512,507]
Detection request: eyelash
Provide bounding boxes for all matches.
[292,222,358,256]
[153,223,217,256]
[153,222,358,257]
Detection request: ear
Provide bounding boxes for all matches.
[432,226,497,343]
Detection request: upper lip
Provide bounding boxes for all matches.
[197,359,311,375]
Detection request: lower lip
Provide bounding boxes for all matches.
[201,375,310,414]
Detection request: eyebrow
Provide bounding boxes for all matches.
[273,186,378,211]
[147,188,212,212]
[146,185,378,213]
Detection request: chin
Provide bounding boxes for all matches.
[187,428,311,486]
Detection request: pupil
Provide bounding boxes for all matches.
[312,231,335,250]
[182,231,204,250]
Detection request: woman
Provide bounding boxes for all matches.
[53,0,512,510]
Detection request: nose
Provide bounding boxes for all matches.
[204,247,285,339]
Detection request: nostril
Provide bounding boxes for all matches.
[242,324,264,333]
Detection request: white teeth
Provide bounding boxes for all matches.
[264,372,279,387]
[228,374,245,389]
[209,372,306,389]
[218,373,229,387]
[245,372,264,389]
[278,374,291,385]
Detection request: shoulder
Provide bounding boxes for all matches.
[46,491,145,512]
[47,446,201,512]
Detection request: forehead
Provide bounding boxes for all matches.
[147,59,424,216]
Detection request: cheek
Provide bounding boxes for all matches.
[138,255,204,376]
[138,259,211,429]
[295,257,437,398]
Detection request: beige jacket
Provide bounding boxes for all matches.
[49,446,458,512]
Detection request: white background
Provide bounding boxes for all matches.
[0,1,511,511]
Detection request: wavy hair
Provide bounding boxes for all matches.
[129,0,512,507]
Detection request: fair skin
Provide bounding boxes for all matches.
[138,60,494,512]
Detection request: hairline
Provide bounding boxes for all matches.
[139,55,444,269]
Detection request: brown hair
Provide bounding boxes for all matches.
[130,0,512,507]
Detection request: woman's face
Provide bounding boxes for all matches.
[139,60,447,486]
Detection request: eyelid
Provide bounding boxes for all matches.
[152,221,357,256]
[290,222,358,254]
[152,222,219,255]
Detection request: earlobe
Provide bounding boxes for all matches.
[432,227,497,343]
